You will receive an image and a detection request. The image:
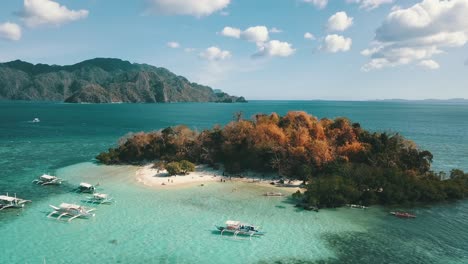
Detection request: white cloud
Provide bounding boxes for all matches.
[269,27,283,33]
[346,0,393,11]
[302,0,328,9]
[304,32,315,40]
[220,26,241,38]
[0,22,22,41]
[220,11,229,16]
[419,59,440,69]
[20,0,88,27]
[322,34,352,53]
[254,40,295,58]
[221,25,270,43]
[199,46,231,61]
[167,42,180,48]
[362,0,468,71]
[241,26,269,43]
[146,0,230,17]
[326,11,353,32]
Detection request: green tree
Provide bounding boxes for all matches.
[166,162,182,176]
[179,160,195,175]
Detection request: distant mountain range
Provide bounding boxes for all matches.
[0,58,247,103]
[373,98,468,103]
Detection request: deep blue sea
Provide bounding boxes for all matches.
[1,101,467,263]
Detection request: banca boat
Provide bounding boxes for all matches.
[48,203,96,222]
[216,220,265,239]
[84,193,113,204]
[32,174,64,185]
[0,193,31,210]
[78,182,95,193]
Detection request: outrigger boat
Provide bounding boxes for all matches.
[78,182,95,193]
[84,193,113,204]
[347,204,369,209]
[216,220,265,239]
[390,211,416,218]
[32,174,64,185]
[264,192,284,197]
[0,193,31,210]
[48,203,96,222]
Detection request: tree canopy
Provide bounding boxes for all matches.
[96,111,468,207]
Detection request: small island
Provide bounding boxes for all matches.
[97,111,468,208]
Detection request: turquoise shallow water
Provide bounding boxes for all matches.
[1,101,468,263]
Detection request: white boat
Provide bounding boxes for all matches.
[48,203,96,222]
[347,204,369,209]
[32,118,40,123]
[78,182,95,193]
[215,220,265,239]
[32,174,64,185]
[264,192,284,197]
[84,193,113,204]
[0,193,31,210]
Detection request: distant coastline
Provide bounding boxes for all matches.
[0,58,247,104]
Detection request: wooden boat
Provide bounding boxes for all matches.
[84,193,113,204]
[0,193,31,210]
[264,192,284,197]
[215,220,265,239]
[32,174,64,185]
[48,203,96,222]
[390,211,416,218]
[78,182,95,193]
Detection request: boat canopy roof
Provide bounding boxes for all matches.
[0,195,17,202]
[59,203,81,209]
[40,174,56,180]
[226,220,255,227]
[226,220,241,226]
[80,182,93,188]
[93,193,108,199]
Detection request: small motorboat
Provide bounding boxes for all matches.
[264,192,284,197]
[32,118,40,123]
[390,211,416,218]
[347,204,369,209]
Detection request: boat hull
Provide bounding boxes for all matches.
[216,226,265,236]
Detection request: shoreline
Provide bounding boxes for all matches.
[135,164,304,192]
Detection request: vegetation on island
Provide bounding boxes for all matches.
[163,160,196,176]
[96,111,468,208]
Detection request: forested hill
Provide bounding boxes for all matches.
[96,111,468,208]
[0,58,247,103]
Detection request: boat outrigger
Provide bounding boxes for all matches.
[84,193,113,204]
[0,193,31,210]
[390,211,416,218]
[78,182,95,193]
[48,203,96,222]
[32,174,64,185]
[216,220,265,239]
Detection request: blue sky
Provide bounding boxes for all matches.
[0,0,467,100]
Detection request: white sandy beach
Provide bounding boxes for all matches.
[135,164,304,191]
